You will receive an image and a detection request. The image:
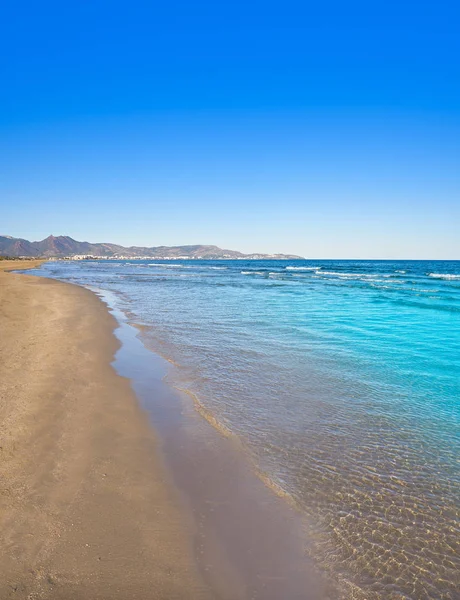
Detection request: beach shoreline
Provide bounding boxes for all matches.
[0,261,325,600]
[0,261,212,599]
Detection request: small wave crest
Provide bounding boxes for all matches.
[285,266,320,271]
[428,273,460,280]
[241,270,266,276]
[319,271,380,279]
[148,263,192,268]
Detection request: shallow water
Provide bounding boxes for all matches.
[30,259,460,599]
[103,290,324,600]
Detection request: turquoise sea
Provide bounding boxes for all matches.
[30,259,460,598]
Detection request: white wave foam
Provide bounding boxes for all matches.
[286,266,320,271]
[149,263,173,267]
[148,263,192,268]
[319,271,377,278]
[241,271,266,275]
[428,273,460,280]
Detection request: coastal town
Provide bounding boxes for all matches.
[61,253,293,261]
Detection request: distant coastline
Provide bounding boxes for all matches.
[0,234,303,260]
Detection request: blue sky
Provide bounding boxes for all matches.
[1,0,459,258]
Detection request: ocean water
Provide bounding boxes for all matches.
[30,259,460,598]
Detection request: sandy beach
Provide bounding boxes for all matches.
[0,262,212,599]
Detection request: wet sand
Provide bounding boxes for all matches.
[0,262,212,599]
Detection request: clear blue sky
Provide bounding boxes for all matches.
[1,0,459,258]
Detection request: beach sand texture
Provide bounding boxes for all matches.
[0,262,212,599]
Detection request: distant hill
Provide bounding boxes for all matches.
[0,235,303,260]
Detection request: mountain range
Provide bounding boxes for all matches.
[0,235,302,259]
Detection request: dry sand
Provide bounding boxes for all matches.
[0,261,213,599]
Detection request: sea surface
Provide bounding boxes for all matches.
[29,259,460,599]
